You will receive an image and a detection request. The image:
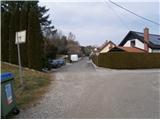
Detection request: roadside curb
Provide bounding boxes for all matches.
[90,61,160,72]
[90,60,99,69]
[90,60,113,71]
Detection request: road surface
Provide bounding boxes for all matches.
[16,58,160,118]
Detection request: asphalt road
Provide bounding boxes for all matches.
[16,57,160,118]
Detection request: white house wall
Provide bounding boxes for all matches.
[124,39,145,50]
[135,39,145,50]
[123,39,158,52]
[149,48,152,53]
[123,40,130,47]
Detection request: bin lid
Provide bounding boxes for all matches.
[1,72,14,83]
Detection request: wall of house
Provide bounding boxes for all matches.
[123,40,130,47]
[124,39,145,50]
[149,48,152,53]
[123,39,159,53]
[100,43,115,53]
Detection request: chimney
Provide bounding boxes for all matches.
[144,27,149,52]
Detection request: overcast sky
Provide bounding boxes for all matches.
[39,0,160,46]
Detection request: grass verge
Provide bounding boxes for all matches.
[1,62,51,110]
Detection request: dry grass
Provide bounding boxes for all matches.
[1,62,51,109]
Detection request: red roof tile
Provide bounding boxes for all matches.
[117,47,147,53]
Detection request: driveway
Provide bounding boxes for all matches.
[16,57,160,118]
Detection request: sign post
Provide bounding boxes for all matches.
[15,30,26,89]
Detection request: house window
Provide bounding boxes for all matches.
[130,40,135,47]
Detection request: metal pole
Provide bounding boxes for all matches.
[17,33,24,88]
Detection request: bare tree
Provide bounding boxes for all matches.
[67,32,80,54]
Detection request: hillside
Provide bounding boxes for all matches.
[1,62,51,110]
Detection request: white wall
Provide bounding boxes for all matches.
[123,40,130,47]
[149,48,152,53]
[135,39,145,50]
[124,39,144,50]
[123,39,160,53]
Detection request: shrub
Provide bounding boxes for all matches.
[93,52,160,69]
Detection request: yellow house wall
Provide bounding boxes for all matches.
[100,43,116,53]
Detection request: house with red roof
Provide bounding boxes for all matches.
[118,27,160,53]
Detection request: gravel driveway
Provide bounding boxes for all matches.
[16,57,160,118]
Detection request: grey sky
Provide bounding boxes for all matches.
[39,0,160,46]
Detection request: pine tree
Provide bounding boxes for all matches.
[8,6,19,64]
[1,9,10,62]
[1,1,53,70]
[27,6,43,70]
[19,2,29,67]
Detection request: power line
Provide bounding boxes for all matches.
[105,1,130,30]
[107,0,160,26]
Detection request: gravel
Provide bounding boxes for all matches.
[16,57,160,119]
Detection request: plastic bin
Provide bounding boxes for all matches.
[1,72,19,118]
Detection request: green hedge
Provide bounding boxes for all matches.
[92,54,98,65]
[92,52,160,69]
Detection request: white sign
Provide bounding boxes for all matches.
[15,30,26,44]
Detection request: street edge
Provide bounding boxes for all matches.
[90,60,99,69]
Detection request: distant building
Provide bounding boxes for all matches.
[90,46,101,56]
[99,40,116,53]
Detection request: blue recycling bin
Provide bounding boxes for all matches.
[1,72,19,118]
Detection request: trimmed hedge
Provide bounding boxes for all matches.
[92,54,98,65]
[92,52,160,69]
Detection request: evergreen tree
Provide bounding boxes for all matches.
[1,9,10,62]
[1,1,53,70]
[8,5,19,64]
[27,6,43,70]
[19,2,29,67]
